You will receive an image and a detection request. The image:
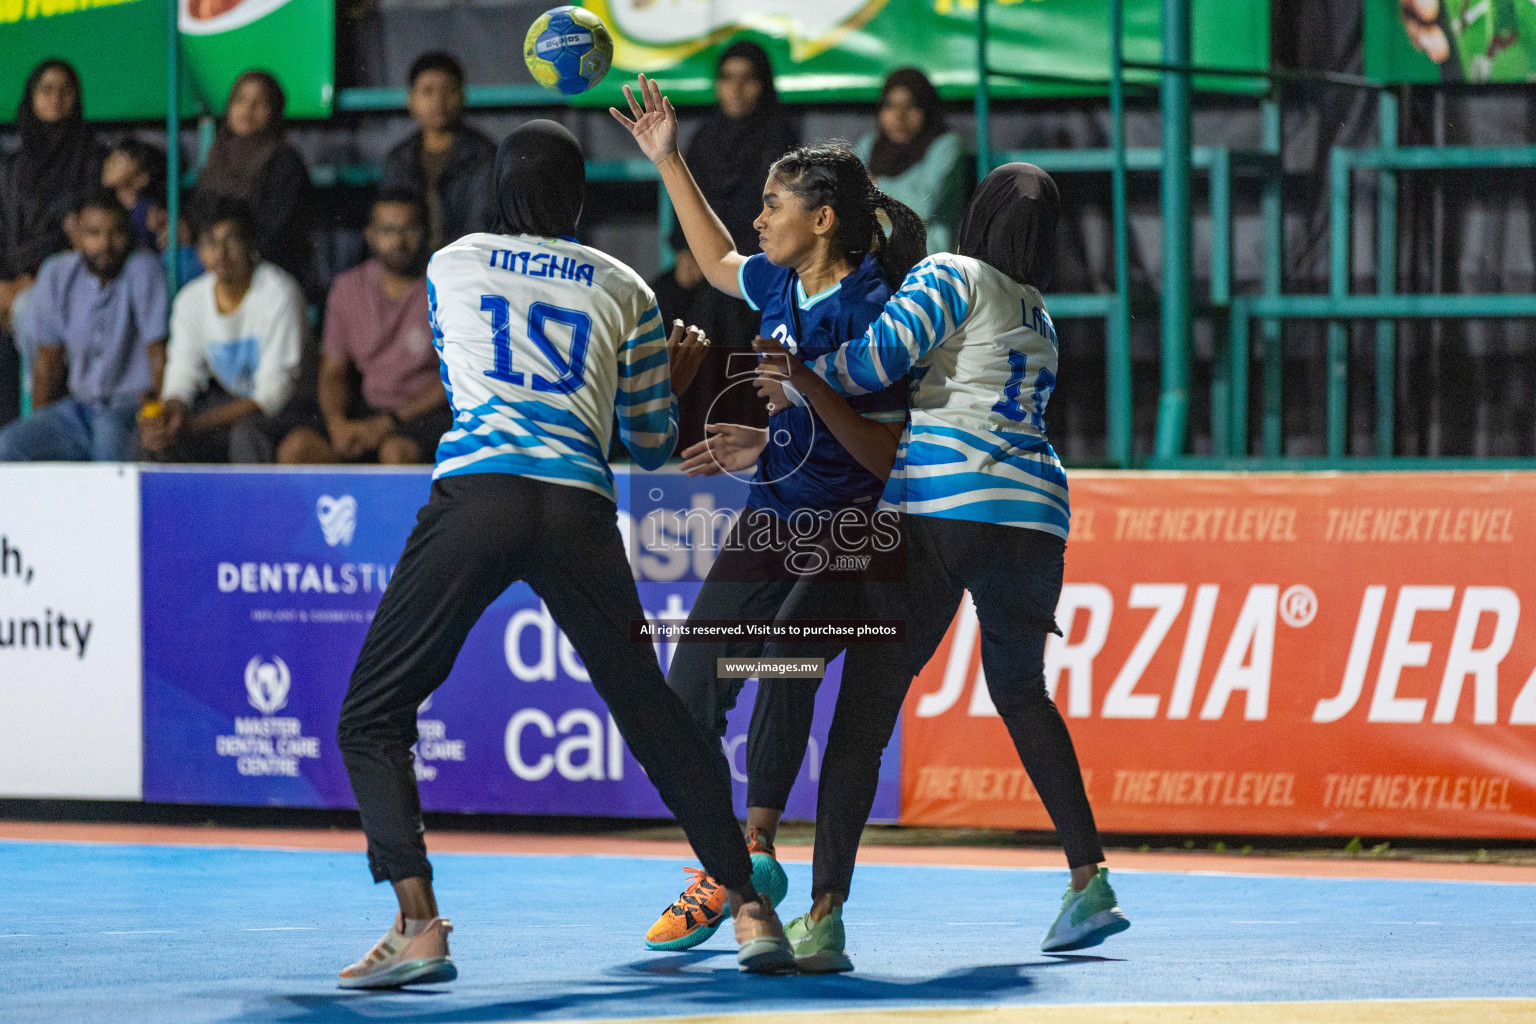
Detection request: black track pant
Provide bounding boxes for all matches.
[337,474,753,891]
[785,513,1105,899]
[665,507,875,812]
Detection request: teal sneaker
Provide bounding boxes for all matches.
[784,906,853,973]
[748,827,789,910]
[1040,867,1130,952]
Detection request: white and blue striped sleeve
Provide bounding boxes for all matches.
[615,302,679,470]
[807,256,972,396]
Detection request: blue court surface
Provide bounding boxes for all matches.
[2,839,1534,1023]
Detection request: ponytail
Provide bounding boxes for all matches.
[869,187,926,290]
[768,141,927,290]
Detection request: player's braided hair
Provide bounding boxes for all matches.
[768,142,928,290]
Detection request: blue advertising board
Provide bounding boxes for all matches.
[140,466,901,822]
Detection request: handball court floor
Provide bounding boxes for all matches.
[2,822,1534,1024]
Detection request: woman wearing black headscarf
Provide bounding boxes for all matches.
[753,165,1131,972]
[331,120,797,985]
[855,68,965,254]
[0,60,101,423]
[192,70,314,288]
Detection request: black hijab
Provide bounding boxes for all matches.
[956,163,1059,290]
[867,68,946,180]
[489,120,585,238]
[684,40,798,253]
[3,60,99,277]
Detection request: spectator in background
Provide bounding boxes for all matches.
[856,68,965,254]
[140,198,305,463]
[686,41,799,256]
[276,190,448,465]
[102,137,168,254]
[0,191,166,461]
[380,52,495,252]
[662,40,798,446]
[192,70,314,287]
[0,59,101,426]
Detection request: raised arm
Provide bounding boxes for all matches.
[611,75,746,297]
[807,257,972,397]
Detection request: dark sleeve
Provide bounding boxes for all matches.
[5,147,101,278]
[378,136,420,193]
[253,146,314,281]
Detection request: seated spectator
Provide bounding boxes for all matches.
[855,67,966,254]
[139,198,305,463]
[1,59,102,426]
[191,70,314,287]
[101,137,168,253]
[0,190,166,461]
[380,52,495,252]
[276,190,448,465]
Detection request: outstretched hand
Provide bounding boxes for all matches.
[609,74,679,165]
[679,423,768,476]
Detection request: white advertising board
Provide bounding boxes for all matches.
[0,464,142,799]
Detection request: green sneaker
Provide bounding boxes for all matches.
[1040,867,1130,952]
[784,906,853,973]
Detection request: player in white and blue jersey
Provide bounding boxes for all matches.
[333,121,797,987]
[754,164,1130,970]
[613,76,928,953]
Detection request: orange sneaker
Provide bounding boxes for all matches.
[644,867,728,950]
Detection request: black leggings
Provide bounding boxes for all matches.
[337,474,754,891]
[665,507,876,812]
[783,513,1105,899]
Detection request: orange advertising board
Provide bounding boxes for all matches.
[900,472,1536,837]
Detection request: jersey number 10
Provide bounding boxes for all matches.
[481,296,592,394]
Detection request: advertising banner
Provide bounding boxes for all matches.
[1366,0,1536,83]
[0,464,142,800]
[579,0,1270,104]
[0,0,333,123]
[140,467,899,821]
[901,472,1536,839]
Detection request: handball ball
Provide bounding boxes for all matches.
[525,6,614,96]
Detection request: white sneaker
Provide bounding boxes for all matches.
[338,914,457,989]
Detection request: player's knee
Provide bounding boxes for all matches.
[987,671,1052,717]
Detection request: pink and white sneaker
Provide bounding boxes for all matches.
[338,914,457,989]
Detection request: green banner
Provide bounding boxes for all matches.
[1367,0,1536,83]
[0,0,334,122]
[576,0,1270,106]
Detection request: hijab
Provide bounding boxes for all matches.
[956,163,1059,291]
[684,41,798,252]
[197,71,287,203]
[867,68,946,180]
[13,60,95,191]
[489,120,585,238]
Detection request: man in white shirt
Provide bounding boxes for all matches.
[139,198,306,462]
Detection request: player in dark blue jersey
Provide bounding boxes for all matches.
[614,75,926,952]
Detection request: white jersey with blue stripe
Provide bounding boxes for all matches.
[427,232,677,500]
[806,253,1070,537]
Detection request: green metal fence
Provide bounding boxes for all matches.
[973,0,1536,469]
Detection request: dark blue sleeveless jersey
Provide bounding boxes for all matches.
[736,253,907,518]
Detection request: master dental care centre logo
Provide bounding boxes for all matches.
[214,656,323,776]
